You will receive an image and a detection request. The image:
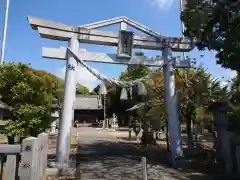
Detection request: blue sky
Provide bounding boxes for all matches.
[0,0,236,90]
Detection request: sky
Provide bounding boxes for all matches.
[0,0,236,90]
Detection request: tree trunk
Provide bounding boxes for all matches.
[7,136,15,144]
[128,117,132,140]
[186,118,193,155]
[193,122,198,148]
[155,128,159,140]
[141,122,150,146]
[19,137,25,144]
[166,125,170,152]
[30,129,38,137]
[199,122,204,133]
[195,124,199,147]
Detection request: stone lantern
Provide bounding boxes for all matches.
[208,99,235,174]
[99,82,108,129]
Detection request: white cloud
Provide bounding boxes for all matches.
[220,81,228,88]
[148,0,174,10]
[219,70,237,88]
[56,65,101,91]
[230,70,237,79]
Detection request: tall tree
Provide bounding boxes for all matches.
[55,77,65,102]
[119,64,149,82]
[143,71,166,125]
[143,71,168,145]
[228,74,240,134]
[0,63,61,142]
[176,66,225,153]
[181,0,240,71]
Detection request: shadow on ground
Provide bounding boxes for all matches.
[116,136,222,173]
[46,133,226,180]
[72,140,226,180]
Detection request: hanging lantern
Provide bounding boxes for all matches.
[128,87,133,99]
[98,82,107,95]
[120,88,128,100]
[137,82,147,96]
[117,30,134,59]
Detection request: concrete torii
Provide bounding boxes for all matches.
[27,15,195,165]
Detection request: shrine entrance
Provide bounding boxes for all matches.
[27,16,195,165]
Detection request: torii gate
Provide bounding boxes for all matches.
[27,16,195,165]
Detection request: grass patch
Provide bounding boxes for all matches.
[70,135,77,150]
[0,134,7,144]
[71,135,77,145]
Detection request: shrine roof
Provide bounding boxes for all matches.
[0,95,103,111]
[74,95,103,110]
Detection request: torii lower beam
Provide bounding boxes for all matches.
[42,47,190,68]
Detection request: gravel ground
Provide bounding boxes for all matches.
[53,127,224,180]
[46,127,229,180]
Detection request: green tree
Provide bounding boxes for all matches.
[176,66,225,152]
[119,64,149,82]
[119,53,150,107]
[107,52,149,128]
[228,74,240,134]
[55,77,65,102]
[76,85,90,95]
[181,0,240,71]
[0,63,61,143]
[115,52,150,107]
[143,71,166,126]
[230,74,240,103]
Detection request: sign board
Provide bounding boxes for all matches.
[173,58,191,68]
[117,30,134,59]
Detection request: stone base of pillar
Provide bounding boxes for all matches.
[166,151,185,168]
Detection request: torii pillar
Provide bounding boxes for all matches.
[163,45,183,162]
[56,37,79,163]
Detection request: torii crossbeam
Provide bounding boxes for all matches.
[27,15,195,165]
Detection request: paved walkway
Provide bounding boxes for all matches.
[74,127,219,180]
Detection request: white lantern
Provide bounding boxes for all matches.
[137,82,147,96]
[120,88,128,100]
[98,82,107,95]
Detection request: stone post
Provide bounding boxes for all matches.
[50,120,57,135]
[208,100,234,174]
[56,37,78,163]
[162,45,183,164]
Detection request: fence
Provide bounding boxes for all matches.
[0,132,48,180]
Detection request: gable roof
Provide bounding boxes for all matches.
[0,95,103,111]
[74,95,103,110]
[79,16,161,38]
